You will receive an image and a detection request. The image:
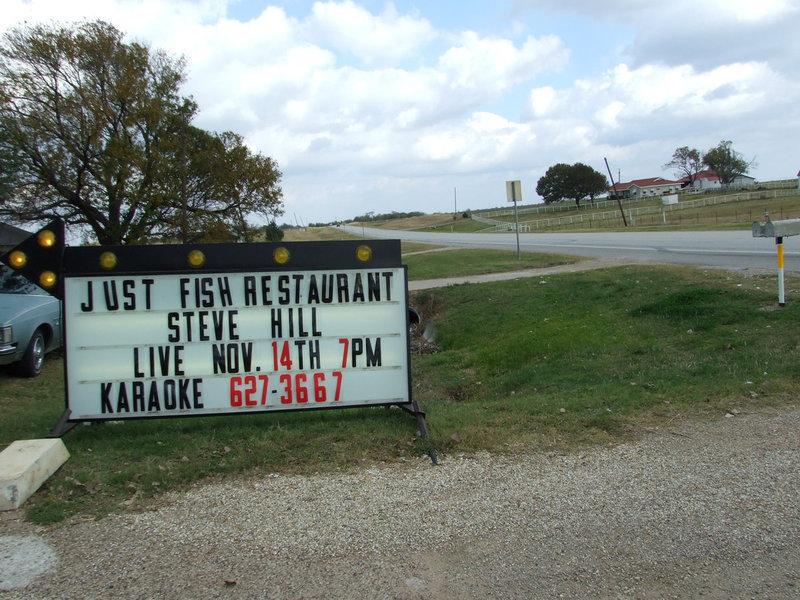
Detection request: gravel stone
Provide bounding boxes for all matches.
[1,407,798,599]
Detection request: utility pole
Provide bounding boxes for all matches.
[604,157,628,227]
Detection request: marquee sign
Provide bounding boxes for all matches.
[64,264,409,420]
[2,221,431,448]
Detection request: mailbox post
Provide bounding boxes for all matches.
[752,215,800,306]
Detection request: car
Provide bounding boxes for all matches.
[0,263,62,377]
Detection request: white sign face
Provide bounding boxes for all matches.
[63,268,410,420]
[506,180,522,203]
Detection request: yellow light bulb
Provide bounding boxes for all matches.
[356,245,372,262]
[273,247,290,265]
[99,252,118,270]
[8,251,26,269]
[188,250,205,268]
[37,230,56,248]
[39,271,57,289]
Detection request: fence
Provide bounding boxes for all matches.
[474,185,799,232]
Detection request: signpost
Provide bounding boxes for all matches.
[1,221,434,462]
[506,180,522,260]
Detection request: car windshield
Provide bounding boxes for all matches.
[0,263,41,295]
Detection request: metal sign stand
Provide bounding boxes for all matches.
[753,215,800,306]
[400,400,438,464]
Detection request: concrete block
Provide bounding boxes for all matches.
[0,439,69,511]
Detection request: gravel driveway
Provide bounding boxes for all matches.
[2,406,798,599]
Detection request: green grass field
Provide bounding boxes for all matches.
[366,185,800,233]
[2,245,798,524]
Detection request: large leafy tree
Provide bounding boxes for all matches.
[702,140,753,187]
[0,128,21,204]
[156,126,283,243]
[536,163,572,205]
[536,162,608,207]
[0,20,282,244]
[663,146,702,186]
[571,162,608,207]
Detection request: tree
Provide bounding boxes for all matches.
[263,221,284,241]
[536,162,609,207]
[0,128,21,204]
[702,140,753,187]
[0,20,283,244]
[663,146,702,186]
[536,163,571,205]
[155,127,283,243]
[571,163,608,207]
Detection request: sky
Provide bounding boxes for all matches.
[2,0,799,225]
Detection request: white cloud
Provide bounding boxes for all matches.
[524,60,789,134]
[2,0,800,221]
[513,0,794,22]
[412,113,533,169]
[703,0,794,21]
[439,31,567,91]
[528,86,556,118]
[520,56,800,184]
[307,0,436,67]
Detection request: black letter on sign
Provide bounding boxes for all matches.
[103,281,119,311]
[100,382,113,413]
[81,281,94,312]
[366,338,382,367]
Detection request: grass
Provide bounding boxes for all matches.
[2,362,423,523]
[281,226,358,242]
[413,218,488,233]
[474,190,800,232]
[2,248,799,524]
[359,213,469,231]
[363,187,800,234]
[283,225,442,255]
[411,266,800,450]
[403,248,579,280]
[289,187,799,236]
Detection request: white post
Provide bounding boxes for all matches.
[777,236,786,307]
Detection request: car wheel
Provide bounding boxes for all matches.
[17,328,46,377]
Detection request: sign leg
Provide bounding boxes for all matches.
[49,409,77,438]
[401,400,438,465]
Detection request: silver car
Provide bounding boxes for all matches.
[0,264,62,377]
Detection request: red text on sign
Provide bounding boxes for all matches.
[229,375,270,406]
[229,372,342,407]
[279,372,342,404]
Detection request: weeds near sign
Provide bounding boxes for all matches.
[2,262,799,523]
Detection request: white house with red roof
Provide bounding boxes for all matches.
[611,170,757,199]
[679,169,756,191]
[609,176,681,200]
[681,169,721,190]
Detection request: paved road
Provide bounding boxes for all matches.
[341,226,800,272]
